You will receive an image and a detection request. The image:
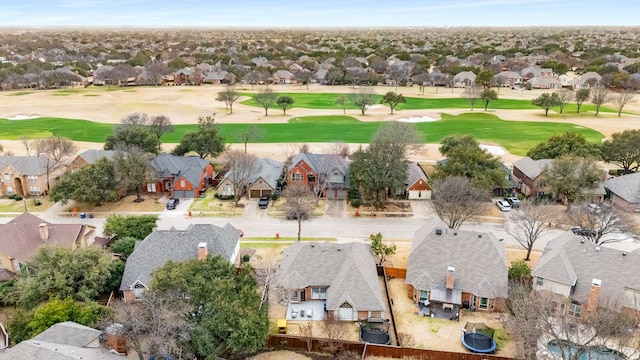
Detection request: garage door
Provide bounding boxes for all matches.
[250,190,261,198]
[408,190,431,200]
[326,189,348,200]
[262,190,272,197]
[173,190,195,198]
[337,302,355,321]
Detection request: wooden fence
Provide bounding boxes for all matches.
[384,267,407,279]
[266,334,517,360]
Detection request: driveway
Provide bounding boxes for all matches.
[325,200,346,218]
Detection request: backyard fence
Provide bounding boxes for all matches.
[266,334,517,359]
[384,267,407,279]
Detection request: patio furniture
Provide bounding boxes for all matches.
[307,309,313,318]
[291,308,298,318]
[443,303,454,311]
[300,309,305,317]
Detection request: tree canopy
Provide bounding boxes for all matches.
[103,214,158,239]
[254,88,278,116]
[104,118,159,155]
[531,92,561,116]
[601,129,640,174]
[543,156,604,209]
[369,233,396,265]
[50,158,119,206]
[172,115,225,159]
[480,88,498,111]
[276,95,295,114]
[349,86,377,115]
[526,132,601,160]
[151,256,269,357]
[380,91,406,114]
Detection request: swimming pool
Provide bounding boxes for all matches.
[546,340,625,360]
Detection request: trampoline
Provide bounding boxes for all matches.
[461,322,497,354]
[360,327,391,345]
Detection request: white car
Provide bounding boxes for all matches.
[496,200,511,212]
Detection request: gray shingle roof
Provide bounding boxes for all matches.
[406,162,428,188]
[289,153,350,189]
[221,158,283,190]
[406,218,508,298]
[120,223,240,291]
[33,321,102,348]
[513,157,553,180]
[77,150,116,164]
[150,153,210,188]
[276,242,385,311]
[532,232,640,309]
[0,155,48,175]
[604,172,640,204]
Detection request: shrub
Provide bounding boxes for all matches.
[213,193,234,201]
[242,254,251,263]
[14,195,23,201]
[509,260,531,282]
[271,192,280,201]
[7,194,15,200]
[350,198,361,207]
[34,200,42,206]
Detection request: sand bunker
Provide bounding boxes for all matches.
[6,115,39,120]
[480,144,506,155]
[397,115,438,123]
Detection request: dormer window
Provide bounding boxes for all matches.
[330,171,342,183]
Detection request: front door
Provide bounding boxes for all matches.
[300,289,305,302]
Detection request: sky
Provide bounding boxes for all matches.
[0,0,638,28]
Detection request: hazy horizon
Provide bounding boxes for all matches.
[1,0,638,28]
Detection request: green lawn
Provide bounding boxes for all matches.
[0,113,604,156]
[239,92,617,113]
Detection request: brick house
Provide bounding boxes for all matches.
[0,155,62,197]
[276,242,385,321]
[288,153,349,199]
[406,218,508,318]
[404,162,431,200]
[604,172,640,212]
[0,213,97,276]
[217,158,283,199]
[173,68,194,84]
[532,231,640,319]
[119,223,241,302]
[148,153,214,198]
[67,149,116,171]
[272,70,296,84]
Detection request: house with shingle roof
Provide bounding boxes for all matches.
[0,213,97,276]
[276,242,385,321]
[403,162,431,200]
[148,153,214,198]
[203,70,235,85]
[604,172,640,212]
[568,71,602,89]
[120,223,241,302]
[532,232,640,318]
[0,321,122,359]
[527,76,562,89]
[0,155,59,197]
[406,218,508,315]
[173,68,194,84]
[217,158,283,200]
[272,70,296,84]
[288,153,350,199]
[68,149,116,171]
[453,71,476,88]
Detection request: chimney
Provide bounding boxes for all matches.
[585,278,602,312]
[38,223,49,242]
[446,266,455,290]
[106,323,127,355]
[197,242,208,260]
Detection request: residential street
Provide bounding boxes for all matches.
[2,199,638,252]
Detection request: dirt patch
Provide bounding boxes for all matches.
[247,350,313,360]
[59,194,165,214]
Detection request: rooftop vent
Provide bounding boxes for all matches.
[595,246,601,252]
[592,278,602,287]
[499,238,504,242]
[435,229,442,235]
[311,243,315,247]
[580,239,585,244]
[623,252,627,256]
[337,247,341,251]
[453,232,457,236]
[478,234,482,238]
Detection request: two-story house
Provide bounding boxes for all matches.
[0,155,60,197]
[288,153,349,199]
[532,232,640,318]
[148,153,214,198]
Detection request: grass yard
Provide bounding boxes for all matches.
[240,92,618,113]
[0,113,603,155]
[0,196,55,213]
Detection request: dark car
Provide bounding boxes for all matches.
[258,196,270,209]
[571,226,602,237]
[286,211,308,220]
[166,198,179,210]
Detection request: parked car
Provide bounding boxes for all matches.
[258,196,270,209]
[506,197,521,208]
[571,226,602,237]
[496,200,511,212]
[166,198,179,210]
[587,203,602,214]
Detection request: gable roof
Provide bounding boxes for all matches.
[0,155,48,175]
[604,172,640,204]
[76,149,116,165]
[532,232,640,308]
[513,156,553,180]
[289,153,350,188]
[453,71,476,82]
[0,213,87,262]
[120,223,240,291]
[150,153,211,187]
[406,162,429,189]
[276,242,385,311]
[406,218,508,298]
[0,321,120,360]
[250,158,283,189]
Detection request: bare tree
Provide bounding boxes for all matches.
[145,59,170,86]
[591,86,612,116]
[149,114,173,151]
[319,312,351,355]
[387,62,412,91]
[412,72,429,94]
[222,149,261,207]
[216,85,241,114]
[431,176,490,229]
[506,285,639,360]
[349,86,376,116]
[326,142,350,159]
[557,89,574,114]
[461,85,483,111]
[502,199,552,261]
[234,125,265,153]
[20,134,36,156]
[254,87,278,116]
[296,69,314,91]
[35,136,78,191]
[110,290,193,360]
[334,94,348,114]
[283,184,316,241]
[564,203,627,245]
[612,89,635,117]
[121,112,149,126]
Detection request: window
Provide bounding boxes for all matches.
[146,183,156,192]
[3,173,9,183]
[330,171,342,183]
[308,175,316,183]
[311,287,327,300]
[180,180,186,187]
[568,302,582,318]
[28,175,38,182]
[419,290,430,302]
[133,282,147,300]
[289,290,299,302]
[29,186,40,195]
[6,186,13,195]
[223,184,232,196]
[370,311,382,319]
[536,277,544,286]
[292,172,303,181]
[479,297,489,311]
